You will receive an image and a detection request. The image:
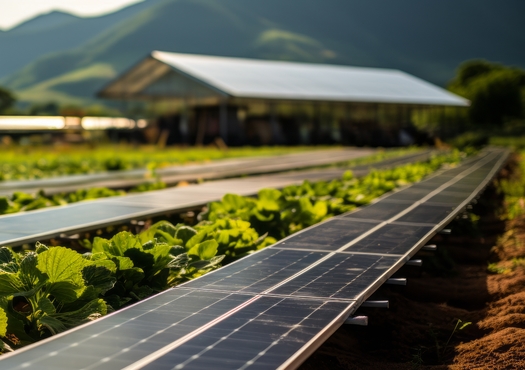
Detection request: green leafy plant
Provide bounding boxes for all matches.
[201,151,465,239]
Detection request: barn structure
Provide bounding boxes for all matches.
[98,51,468,146]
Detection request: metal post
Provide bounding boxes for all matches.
[386,278,407,286]
[269,102,280,144]
[220,101,228,144]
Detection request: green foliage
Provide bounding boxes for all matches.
[496,152,525,220]
[0,246,108,347]
[449,60,525,125]
[0,146,313,182]
[201,151,465,239]
[0,87,15,113]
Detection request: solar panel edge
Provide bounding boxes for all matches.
[277,300,357,370]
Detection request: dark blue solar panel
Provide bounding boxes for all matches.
[343,201,411,221]
[271,254,399,300]
[140,297,352,370]
[182,249,326,294]
[0,289,258,370]
[342,223,433,255]
[396,204,455,224]
[272,218,380,251]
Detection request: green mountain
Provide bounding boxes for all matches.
[2,0,525,105]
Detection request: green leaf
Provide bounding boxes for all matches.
[0,198,9,214]
[38,315,66,335]
[0,248,14,265]
[124,248,155,274]
[47,281,85,303]
[175,226,197,246]
[186,231,211,250]
[0,307,7,337]
[257,189,281,211]
[37,247,85,284]
[19,252,45,289]
[36,297,56,316]
[91,237,110,254]
[222,194,247,211]
[0,274,24,296]
[111,256,134,270]
[39,298,106,335]
[107,232,142,256]
[188,240,218,261]
[82,265,116,295]
[35,242,49,254]
[37,247,86,302]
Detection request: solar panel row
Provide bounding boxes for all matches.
[0,148,379,197]
[0,148,508,370]
[0,151,431,248]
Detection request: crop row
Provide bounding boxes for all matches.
[0,145,314,181]
[0,149,414,216]
[0,150,465,353]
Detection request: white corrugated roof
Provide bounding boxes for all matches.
[151,51,468,106]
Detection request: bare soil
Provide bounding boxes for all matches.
[301,176,525,369]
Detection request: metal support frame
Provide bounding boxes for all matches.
[406,259,423,267]
[361,300,389,309]
[386,278,407,286]
[344,316,368,326]
[421,244,437,251]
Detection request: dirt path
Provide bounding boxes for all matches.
[300,174,525,369]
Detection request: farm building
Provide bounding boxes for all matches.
[98,51,468,146]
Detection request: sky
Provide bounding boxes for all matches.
[0,0,145,30]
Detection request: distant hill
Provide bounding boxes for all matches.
[1,0,525,105]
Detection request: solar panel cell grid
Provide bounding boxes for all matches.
[0,289,256,370]
[182,249,326,294]
[342,223,434,255]
[141,297,352,370]
[396,204,455,224]
[381,187,433,202]
[271,218,380,251]
[342,201,412,221]
[271,254,399,301]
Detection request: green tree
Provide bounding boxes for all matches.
[449,60,525,125]
[0,86,15,113]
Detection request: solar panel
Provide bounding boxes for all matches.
[137,296,353,370]
[380,187,434,202]
[0,149,377,197]
[271,219,380,252]
[269,254,399,301]
[340,223,434,255]
[395,204,455,224]
[343,201,412,221]
[182,249,326,294]
[0,289,257,370]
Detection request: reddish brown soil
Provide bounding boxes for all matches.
[300,181,525,369]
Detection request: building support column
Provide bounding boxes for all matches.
[269,102,281,144]
[219,100,228,145]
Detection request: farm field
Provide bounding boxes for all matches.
[0,150,465,353]
[301,150,525,369]
[0,145,317,181]
[0,148,415,216]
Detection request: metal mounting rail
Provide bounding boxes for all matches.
[0,148,508,370]
[0,150,432,248]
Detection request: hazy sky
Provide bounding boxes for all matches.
[0,0,145,30]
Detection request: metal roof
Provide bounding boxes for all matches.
[99,51,469,106]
